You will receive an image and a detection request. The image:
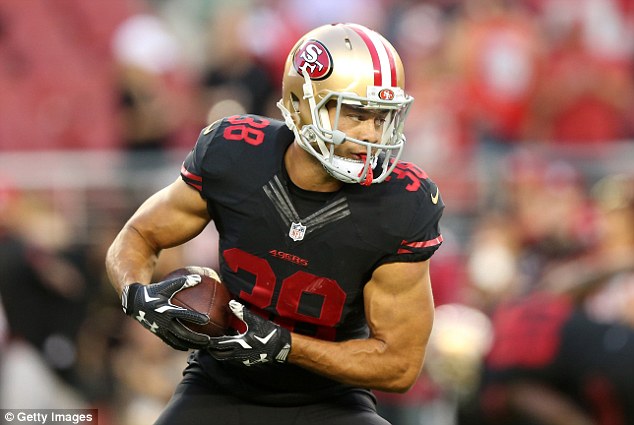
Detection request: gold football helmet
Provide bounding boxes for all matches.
[277,23,414,185]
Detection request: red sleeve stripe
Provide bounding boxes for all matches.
[181,164,202,181]
[348,24,396,87]
[397,235,443,254]
[180,164,202,191]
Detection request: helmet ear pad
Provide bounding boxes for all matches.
[289,87,320,131]
[288,93,303,127]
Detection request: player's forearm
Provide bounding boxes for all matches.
[288,333,425,392]
[105,224,160,295]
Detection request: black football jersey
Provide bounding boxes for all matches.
[180,114,444,404]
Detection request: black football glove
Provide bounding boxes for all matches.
[208,300,291,366]
[121,275,211,351]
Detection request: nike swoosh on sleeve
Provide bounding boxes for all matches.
[431,187,440,204]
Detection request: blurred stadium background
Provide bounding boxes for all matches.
[1,1,633,424]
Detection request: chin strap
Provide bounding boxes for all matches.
[358,154,374,186]
[360,167,373,186]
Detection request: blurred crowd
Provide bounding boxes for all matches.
[1,0,634,424]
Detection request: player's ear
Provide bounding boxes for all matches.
[290,94,301,124]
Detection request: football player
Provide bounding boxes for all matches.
[106,23,444,425]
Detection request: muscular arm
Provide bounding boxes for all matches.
[106,178,211,295]
[288,259,435,392]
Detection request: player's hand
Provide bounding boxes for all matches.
[208,300,291,366]
[121,275,211,351]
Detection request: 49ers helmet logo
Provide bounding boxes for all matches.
[293,39,333,80]
[378,88,395,100]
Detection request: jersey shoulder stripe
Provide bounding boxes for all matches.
[397,235,444,254]
[181,164,202,191]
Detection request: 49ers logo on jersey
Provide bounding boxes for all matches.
[293,40,333,80]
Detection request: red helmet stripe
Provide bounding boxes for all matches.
[348,24,396,87]
[349,25,381,85]
[380,39,397,86]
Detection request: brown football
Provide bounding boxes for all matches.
[164,266,232,337]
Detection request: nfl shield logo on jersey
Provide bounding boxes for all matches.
[289,222,306,241]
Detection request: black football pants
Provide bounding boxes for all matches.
[154,369,391,425]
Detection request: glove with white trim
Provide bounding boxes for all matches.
[121,275,211,351]
[208,300,291,366]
